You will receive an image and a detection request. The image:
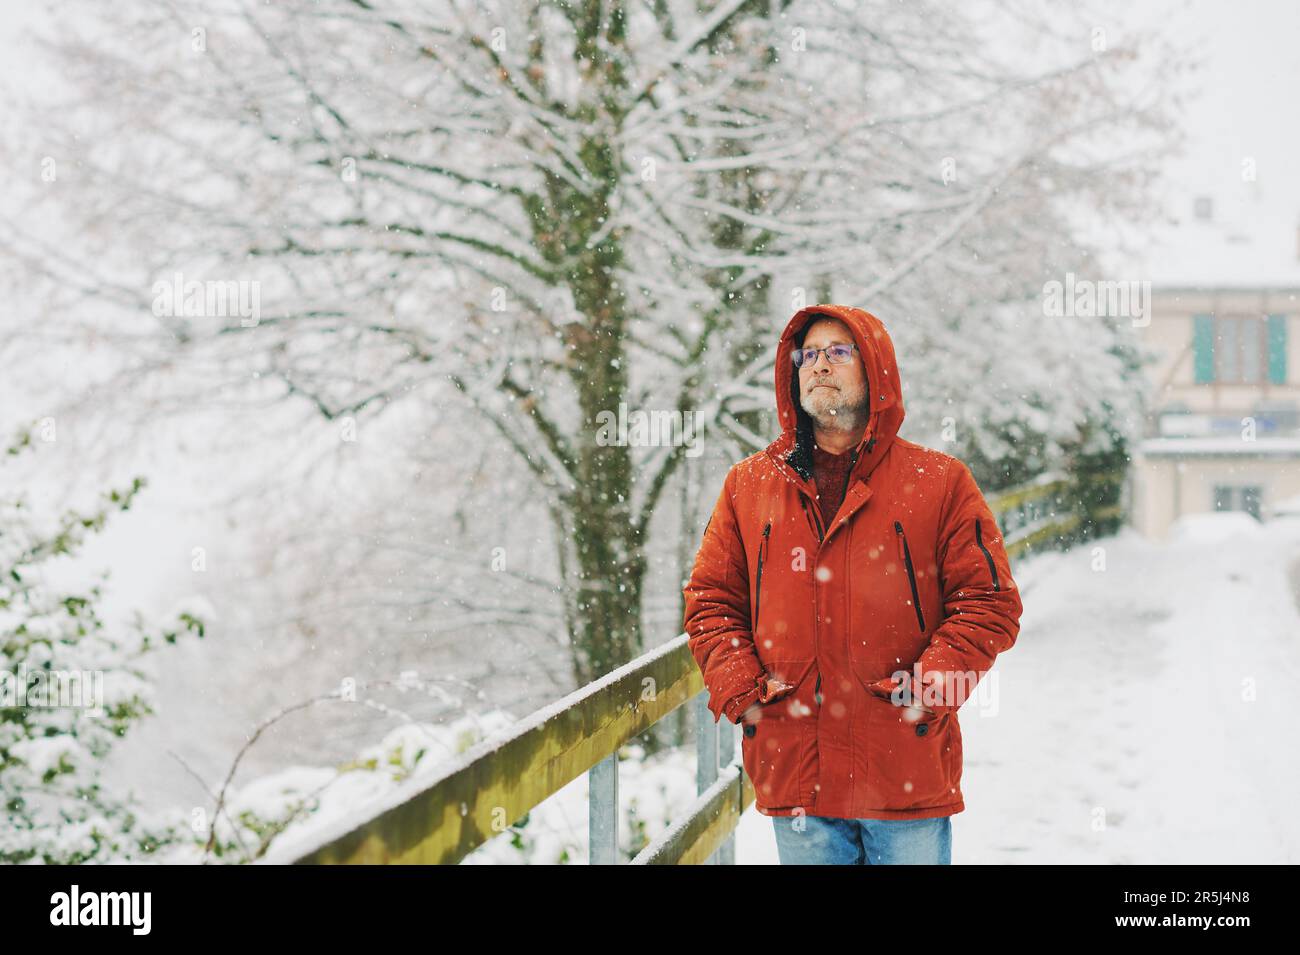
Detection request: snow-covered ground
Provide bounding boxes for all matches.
[240,513,1300,865]
[727,515,1297,863]
[750,513,1300,865]
[943,514,1300,865]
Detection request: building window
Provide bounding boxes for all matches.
[1213,484,1262,520]
[1193,314,1288,384]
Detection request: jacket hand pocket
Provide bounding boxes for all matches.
[863,673,937,713]
[861,688,956,811]
[739,660,817,810]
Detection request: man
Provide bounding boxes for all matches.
[682,305,1023,865]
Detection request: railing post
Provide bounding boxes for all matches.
[694,695,717,863]
[589,753,618,864]
[715,713,737,865]
[718,707,735,772]
[695,693,718,791]
[696,693,737,864]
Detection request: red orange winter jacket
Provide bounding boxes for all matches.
[682,304,1023,820]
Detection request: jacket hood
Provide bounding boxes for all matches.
[770,304,906,484]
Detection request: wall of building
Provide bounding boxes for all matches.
[1132,453,1300,538]
[1141,289,1300,422]
[1127,290,1300,538]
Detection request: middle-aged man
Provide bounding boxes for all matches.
[682,304,1024,864]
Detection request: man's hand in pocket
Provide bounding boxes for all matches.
[756,676,796,704]
[740,675,798,722]
[865,674,936,714]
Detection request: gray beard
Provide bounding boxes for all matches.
[809,408,866,433]
[801,392,868,434]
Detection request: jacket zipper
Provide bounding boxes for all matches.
[974,518,1002,592]
[754,521,771,632]
[801,496,825,542]
[786,442,865,716]
[837,447,860,516]
[804,446,863,710]
[894,520,926,633]
[802,445,862,540]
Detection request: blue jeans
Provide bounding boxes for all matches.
[772,814,952,864]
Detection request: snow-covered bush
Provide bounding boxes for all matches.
[188,707,516,863]
[0,427,208,863]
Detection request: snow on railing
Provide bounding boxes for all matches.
[263,633,748,865]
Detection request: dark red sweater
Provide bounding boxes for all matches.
[812,443,856,528]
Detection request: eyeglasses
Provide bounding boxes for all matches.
[792,343,857,368]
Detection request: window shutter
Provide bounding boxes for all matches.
[1266,314,1287,384]
[1193,314,1215,383]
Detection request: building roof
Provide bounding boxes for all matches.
[1139,436,1300,457]
[1142,187,1300,290]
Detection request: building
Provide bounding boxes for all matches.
[1129,190,1300,538]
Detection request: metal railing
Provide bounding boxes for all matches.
[266,471,1113,865]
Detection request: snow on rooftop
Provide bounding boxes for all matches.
[1139,436,1300,456]
[1138,186,1300,289]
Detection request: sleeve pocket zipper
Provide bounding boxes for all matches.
[974,518,1002,592]
[894,520,926,633]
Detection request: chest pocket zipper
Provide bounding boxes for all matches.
[754,521,771,633]
[974,518,1002,591]
[894,520,926,633]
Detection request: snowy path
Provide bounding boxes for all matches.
[734,516,1300,864]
